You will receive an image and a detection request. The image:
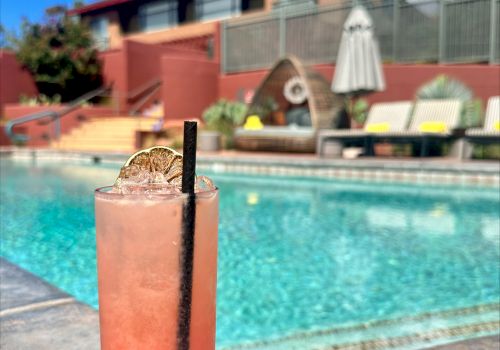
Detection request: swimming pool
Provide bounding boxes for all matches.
[1,158,499,349]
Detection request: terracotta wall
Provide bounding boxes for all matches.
[219,64,500,107]
[99,39,210,113]
[0,51,37,115]
[126,40,164,94]
[367,64,500,105]
[0,127,11,146]
[3,105,115,147]
[161,56,219,120]
[99,49,127,112]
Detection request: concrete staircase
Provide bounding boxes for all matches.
[52,117,161,153]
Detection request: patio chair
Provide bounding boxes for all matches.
[234,56,343,153]
[317,101,413,157]
[465,96,500,143]
[371,99,463,157]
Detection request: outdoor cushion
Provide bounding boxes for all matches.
[418,121,447,134]
[365,122,390,133]
[235,126,315,137]
[244,115,264,130]
[286,107,312,127]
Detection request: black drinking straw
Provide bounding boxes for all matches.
[177,121,197,350]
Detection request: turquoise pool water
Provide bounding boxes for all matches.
[1,158,499,348]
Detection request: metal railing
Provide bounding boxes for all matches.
[128,78,162,115]
[221,0,500,73]
[5,86,111,143]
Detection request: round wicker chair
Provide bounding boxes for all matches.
[235,55,343,153]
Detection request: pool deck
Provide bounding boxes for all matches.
[1,147,499,187]
[0,258,99,350]
[1,258,498,350]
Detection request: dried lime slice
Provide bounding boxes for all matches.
[117,146,183,185]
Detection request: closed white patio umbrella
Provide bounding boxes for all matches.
[332,5,385,95]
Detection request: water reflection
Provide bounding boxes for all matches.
[215,174,499,345]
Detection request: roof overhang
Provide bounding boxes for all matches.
[67,0,133,16]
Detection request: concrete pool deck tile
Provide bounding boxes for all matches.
[1,302,100,350]
[0,258,100,350]
[425,335,500,349]
[0,259,68,310]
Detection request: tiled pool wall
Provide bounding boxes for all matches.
[197,161,500,187]
[2,148,499,188]
[221,303,500,350]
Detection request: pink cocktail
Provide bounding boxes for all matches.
[95,187,218,349]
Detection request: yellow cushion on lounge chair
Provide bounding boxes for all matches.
[365,122,390,133]
[244,115,264,130]
[418,121,447,134]
[494,121,500,131]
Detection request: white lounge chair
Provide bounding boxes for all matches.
[317,101,413,156]
[466,96,500,140]
[462,96,500,159]
[372,99,463,157]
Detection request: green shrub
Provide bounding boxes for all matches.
[461,99,483,128]
[473,144,500,160]
[10,7,102,102]
[351,98,369,124]
[202,100,247,148]
[247,96,278,123]
[417,74,473,101]
[416,75,482,128]
[19,93,62,106]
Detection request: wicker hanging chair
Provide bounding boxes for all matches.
[235,55,343,153]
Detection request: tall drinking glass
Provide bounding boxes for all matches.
[94,187,218,349]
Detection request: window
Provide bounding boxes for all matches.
[89,16,109,50]
[138,0,178,32]
[195,0,241,21]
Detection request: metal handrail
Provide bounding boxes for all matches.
[129,82,162,116]
[5,85,111,143]
[126,78,162,101]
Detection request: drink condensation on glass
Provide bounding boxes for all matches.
[94,185,218,349]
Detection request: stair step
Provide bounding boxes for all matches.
[53,143,135,152]
[51,116,161,152]
[67,130,139,138]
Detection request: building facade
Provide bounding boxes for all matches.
[68,0,275,50]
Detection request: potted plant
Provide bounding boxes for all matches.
[201,99,247,150]
[350,98,369,128]
[247,96,279,125]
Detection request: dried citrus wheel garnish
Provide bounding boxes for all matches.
[117,146,183,186]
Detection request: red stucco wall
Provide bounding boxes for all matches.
[219,64,500,107]
[4,105,115,147]
[99,49,127,113]
[0,128,11,146]
[126,40,163,94]
[0,50,37,115]
[99,40,209,114]
[161,56,219,120]
[368,64,500,105]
